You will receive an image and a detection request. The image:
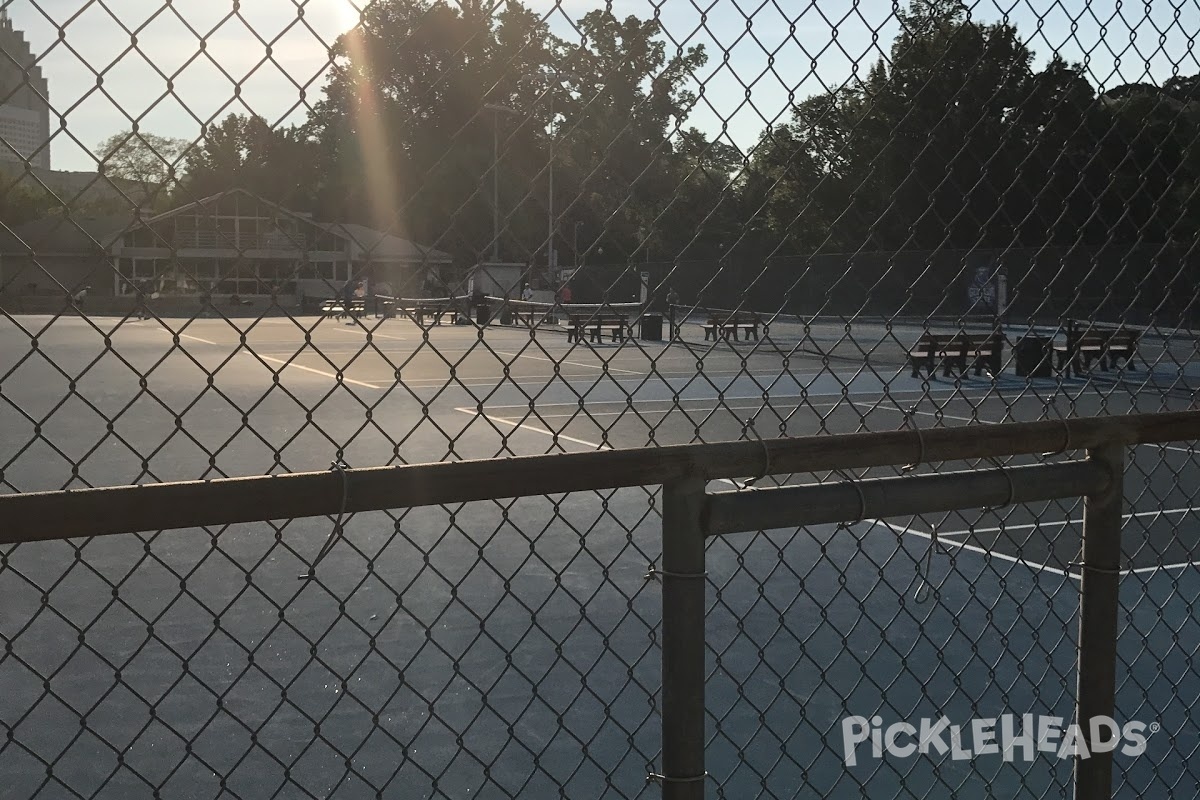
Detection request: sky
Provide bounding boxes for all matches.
[7,0,1200,173]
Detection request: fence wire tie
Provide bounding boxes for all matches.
[1042,417,1073,457]
[735,417,772,487]
[914,526,939,605]
[299,459,351,580]
[902,407,925,472]
[645,563,707,582]
[988,457,1016,509]
[647,771,708,785]
[1068,562,1123,576]
[833,469,868,526]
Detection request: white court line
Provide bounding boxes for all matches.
[894,409,1200,450]
[454,406,752,488]
[158,327,219,346]
[492,350,642,376]
[252,348,390,356]
[1124,561,1200,575]
[478,387,971,411]
[455,406,615,450]
[254,354,381,389]
[396,369,797,389]
[879,405,995,425]
[455,408,831,494]
[901,526,1081,580]
[527,399,863,419]
[1141,443,1197,454]
[884,410,1200,453]
[329,326,406,341]
[930,506,1200,538]
[367,369,759,391]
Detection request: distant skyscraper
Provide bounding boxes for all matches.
[0,9,50,169]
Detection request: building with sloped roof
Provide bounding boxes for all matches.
[0,189,453,307]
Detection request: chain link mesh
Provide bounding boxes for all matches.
[1,0,1198,796]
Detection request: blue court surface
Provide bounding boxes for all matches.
[1,313,1197,797]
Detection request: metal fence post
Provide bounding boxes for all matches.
[659,477,707,799]
[1074,441,1125,799]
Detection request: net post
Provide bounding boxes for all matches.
[1074,441,1124,800]
[659,477,707,799]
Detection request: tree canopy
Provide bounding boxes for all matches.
[96,131,188,207]
[103,0,1200,270]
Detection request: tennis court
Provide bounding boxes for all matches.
[8,0,1200,793]
[2,308,1198,797]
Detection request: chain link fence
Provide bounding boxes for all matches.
[1,0,1199,797]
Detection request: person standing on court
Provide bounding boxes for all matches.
[373,279,393,318]
[522,283,534,303]
[339,279,357,323]
[137,278,154,320]
[352,279,367,322]
[666,286,681,339]
[558,283,572,304]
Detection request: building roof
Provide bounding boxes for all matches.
[1,187,454,262]
[319,222,452,263]
[141,188,452,263]
[0,213,135,255]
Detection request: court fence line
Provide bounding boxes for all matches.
[3,410,1196,799]
[3,0,1200,795]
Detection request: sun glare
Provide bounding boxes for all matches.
[340,19,403,240]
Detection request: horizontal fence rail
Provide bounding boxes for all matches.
[4,1,1200,796]
[1,413,1196,799]
[703,460,1112,536]
[3,411,1198,542]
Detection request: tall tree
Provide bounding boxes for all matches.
[0,177,55,227]
[552,12,708,265]
[306,0,715,271]
[752,0,1039,252]
[96,130,188,208]
[182,114,318,209]
[306,0,556,256]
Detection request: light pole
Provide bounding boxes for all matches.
[484,103,518,264]
[547,92,555,276]
[573,221,583,270]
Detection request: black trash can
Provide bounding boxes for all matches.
[475,302,490,326]
[640,313,663,341]
[1015,336,1051,378]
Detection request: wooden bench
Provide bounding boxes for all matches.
[507,301,556,327]
[403,304,460,326]
[703,313,761,341]
[909,332,1003,379]
[567,313,631,343]
[1054,327,1139,377]
[300,294,327,314]
[321,299,366,318]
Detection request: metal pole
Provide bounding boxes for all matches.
[659,477,707,799]
[492,116,500,264]
[548,93,554,274]
[1074,441,1124,800]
